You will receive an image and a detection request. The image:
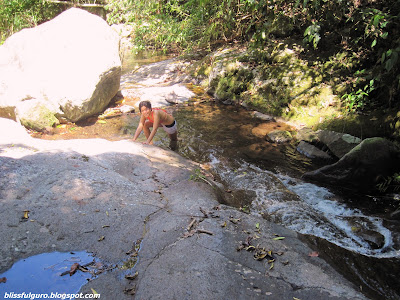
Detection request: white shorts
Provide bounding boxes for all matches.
[162,120,177,135]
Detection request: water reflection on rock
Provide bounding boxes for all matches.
[0,252,96,296]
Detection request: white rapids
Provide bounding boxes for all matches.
[209,155,398,258]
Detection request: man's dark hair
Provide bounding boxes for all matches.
[139,101,152,112]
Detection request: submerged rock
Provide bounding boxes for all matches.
[250,122,293,139]
[296,141,332,160]
[266,130,293,143]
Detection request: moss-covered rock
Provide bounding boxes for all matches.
[17,101,59,131]
[266,130,293,143]
[214,68,254,101]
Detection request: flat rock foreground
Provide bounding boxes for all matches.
[0,118,366,299]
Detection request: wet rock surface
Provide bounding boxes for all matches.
[296,140,332,160]
[0,118,367,299]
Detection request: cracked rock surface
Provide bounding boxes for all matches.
[0,118,366,299]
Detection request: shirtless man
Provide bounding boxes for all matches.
[132,100,178,146]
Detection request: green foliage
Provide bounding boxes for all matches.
[104,0,400,110]
[189,168,210,184]
[342,79,375,112]
[0,0,58,42]
[303,22,320,49]
[3,0,400,114]
[377,173,400,193]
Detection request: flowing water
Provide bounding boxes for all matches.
[31,55,400,299]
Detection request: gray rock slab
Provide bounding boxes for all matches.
[317,130,361,158]
[0,118,366,299]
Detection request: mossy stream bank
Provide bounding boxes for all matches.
[185,42,400,142]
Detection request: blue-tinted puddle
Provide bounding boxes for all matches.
[0,251,97,296]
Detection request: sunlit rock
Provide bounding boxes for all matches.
[16,99,59,131]
[266,130,293,143]
[295,127,319,144]
[0,117,33,145]
[251,111,276,122]
[0,8,121,129]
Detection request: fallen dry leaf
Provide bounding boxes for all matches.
[0,277,6,283]
[124,286,136,295]
[199,207,208,217]
[182,230,196,238]
[187,218,196,231]
[23,210,30,219]
[69,263,80,276]
[229,217,241,224]
[197,229,214,235]
[125,271,139,280]
[91,288,99,295]
[308,251,319,257]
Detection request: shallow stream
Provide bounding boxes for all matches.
[31,55,400,300]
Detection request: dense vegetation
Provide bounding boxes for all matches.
[1,0,399,117]
[0,0,57,41]
[105,0,400,112]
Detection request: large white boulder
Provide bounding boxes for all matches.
[0,8,121,129]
